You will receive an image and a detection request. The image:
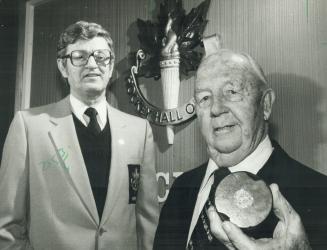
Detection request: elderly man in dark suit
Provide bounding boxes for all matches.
[154,47,327,250]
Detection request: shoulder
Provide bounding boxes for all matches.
[161,163,207,211]
[19,97,69,119]
[13,102,62,126]
[21,103,55,116]
[270,141,327,187]
[171,163,207,189]
[108,105,148,126]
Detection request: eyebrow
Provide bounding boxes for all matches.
[194,88,213,94]
[225,80,244,87]
[194,88,212,92]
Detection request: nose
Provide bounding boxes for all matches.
[85,55,98,68]
[210,97,228,117]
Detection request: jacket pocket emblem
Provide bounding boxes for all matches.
[128,164,140,204]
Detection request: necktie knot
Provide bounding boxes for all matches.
[85,107,98,119]
[209,167,231,205]
[84,107,101,135]
[213,167,231,185]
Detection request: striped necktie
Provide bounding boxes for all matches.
[188,167,231,250]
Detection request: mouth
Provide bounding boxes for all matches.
[83,73,101,78]
[213,124,237,134]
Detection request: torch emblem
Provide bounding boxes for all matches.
[127,0,211,144]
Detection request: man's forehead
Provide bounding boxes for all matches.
[196,63,245,83]
[196,51,256,83]
[195,73,245,92]
[66,37,110,52]
[198,51,247,73]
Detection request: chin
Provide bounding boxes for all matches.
[208,149,242,167]
[213,139,242,154]
[82,87,105,98]
[85,82,106,90]
[84,81,106,88]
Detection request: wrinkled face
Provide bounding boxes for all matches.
[57,37,113,103]
[195,55,272,167]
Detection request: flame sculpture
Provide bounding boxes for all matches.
[160,16,180,144]
[135,0,211,144]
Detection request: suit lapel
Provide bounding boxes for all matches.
[257,143,285,184]
[185,164,208,245]
[187,164,207,209]
[100,105,126,226]
[48,96,99,225]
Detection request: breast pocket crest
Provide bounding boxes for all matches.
[127,164,141,204]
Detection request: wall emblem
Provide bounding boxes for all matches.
[127,0,211,144]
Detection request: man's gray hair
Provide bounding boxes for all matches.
[196,49,268,92]
[57,20,115,62]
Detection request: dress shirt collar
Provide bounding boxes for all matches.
[229,136,273,174]
[69,94,107,129]
[199,136,273,192]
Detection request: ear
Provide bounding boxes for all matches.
[57,58,68,78]
[262,88,275,121]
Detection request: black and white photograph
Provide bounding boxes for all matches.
[0,0,326,249]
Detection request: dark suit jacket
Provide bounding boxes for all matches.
[154,141,327,250]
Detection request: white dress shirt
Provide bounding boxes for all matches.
[186,136,274,246]
[69,94,108,130]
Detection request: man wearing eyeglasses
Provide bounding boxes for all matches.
[0,21,159,250]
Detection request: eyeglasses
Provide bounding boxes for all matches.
[60,49,112,67]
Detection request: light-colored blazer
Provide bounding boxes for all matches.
[0,96,159,250]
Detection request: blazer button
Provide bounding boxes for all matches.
[99,228,107,236]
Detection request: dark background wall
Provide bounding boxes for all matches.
[0,0,18,157]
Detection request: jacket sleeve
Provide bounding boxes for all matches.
[153,179,182,250]
[153,168,198,250]
[0,111,30,249]
[135,120,159,250]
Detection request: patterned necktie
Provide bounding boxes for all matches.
[84,107,101,135]
[188,167,231,250]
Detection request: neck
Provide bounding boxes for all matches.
[72,92,106,106]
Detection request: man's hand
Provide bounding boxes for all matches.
[207,183,311,250]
